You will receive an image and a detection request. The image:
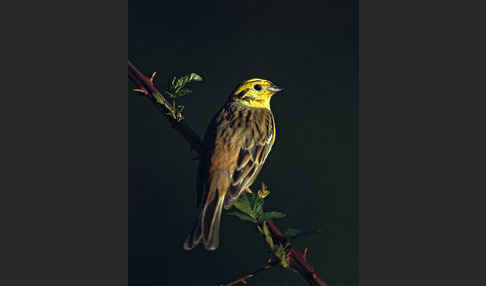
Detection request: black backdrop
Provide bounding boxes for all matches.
[129,1,358,285]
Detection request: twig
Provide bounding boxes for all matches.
[128,59,328,286]
[128,60,203,154]
[220,260,279,286]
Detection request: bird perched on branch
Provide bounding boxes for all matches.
[184,78,283,251]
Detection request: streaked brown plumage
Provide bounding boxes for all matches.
[184,78,282,251]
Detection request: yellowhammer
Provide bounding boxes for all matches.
[184,78,283,251]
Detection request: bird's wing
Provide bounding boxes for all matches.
[192,105,238,250]
[196,108,224,207]
[223,107,275,209]
[196,103,275,211]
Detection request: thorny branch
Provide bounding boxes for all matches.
[128,59,328,286]
[128,60,202,154]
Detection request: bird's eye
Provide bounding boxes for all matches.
[254,84,262,91]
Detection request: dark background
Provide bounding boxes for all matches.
[129,1,358,285]
[3,1,484,286]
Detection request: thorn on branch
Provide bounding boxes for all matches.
[133,88,149,96]
[150,71,157,84]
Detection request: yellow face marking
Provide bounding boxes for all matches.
[231,78,281,109]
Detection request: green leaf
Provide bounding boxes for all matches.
[283,228,302,238]
[171,73,203,94]
[227,211,257,223]
[176,87,192,97]
[188,73,203,82]
[176,75,190,88]
[165,90,176,99]
[247,192,257,209]
[260,211,286,222]
[233,193,252,216]
[253,199,264,217]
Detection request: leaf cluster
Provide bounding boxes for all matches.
[162,73,203,120]
[229,183,286,224]
[228,183,299,268]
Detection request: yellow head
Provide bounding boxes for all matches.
[230,78,283,109]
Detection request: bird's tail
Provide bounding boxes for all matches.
[184,195,225,251]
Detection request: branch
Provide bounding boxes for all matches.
[220,260,279,286]
[128,60,203,154]
[128,59,328,286]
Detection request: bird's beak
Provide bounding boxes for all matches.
[267,84,283,93]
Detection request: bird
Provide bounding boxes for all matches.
[183,78,283,251]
